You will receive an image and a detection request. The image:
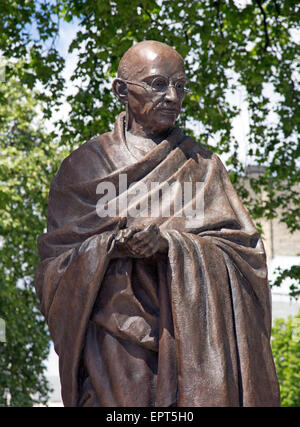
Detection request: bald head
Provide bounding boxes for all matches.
[113,41,186,137]
[118,41,185,80]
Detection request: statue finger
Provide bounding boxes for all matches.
[142,243,160,257]
[129,236,157,250]
[129,239,158,254]
[123,227,137,240]
[131,229,158,243]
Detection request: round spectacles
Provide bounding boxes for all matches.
[123,76,189,95]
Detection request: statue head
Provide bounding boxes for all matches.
[112,40,186,137]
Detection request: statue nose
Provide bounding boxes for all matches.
[164,85,178,101]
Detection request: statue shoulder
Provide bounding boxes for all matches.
[53,132,114,188]
[178,131,229,177]
[179,132,215,160]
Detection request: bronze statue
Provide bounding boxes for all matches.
[35,40,280,407]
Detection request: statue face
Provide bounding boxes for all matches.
[124,49,186,135]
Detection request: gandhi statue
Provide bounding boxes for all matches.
[35,40,280,407]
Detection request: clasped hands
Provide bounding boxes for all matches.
[113,223,168,259]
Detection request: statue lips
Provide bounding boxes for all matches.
[157,107,179,116]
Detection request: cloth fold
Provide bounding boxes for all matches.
[35,113,280,407]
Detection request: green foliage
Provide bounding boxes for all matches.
[0,0,299,405]
[0,0,65,118]
[1,1,299,232]
[271,265,300,299]
[0,69,68,406]
[272,310,300,407]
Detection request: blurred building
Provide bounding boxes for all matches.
[245,165,300,320]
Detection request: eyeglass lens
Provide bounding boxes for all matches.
[151,77,186,94]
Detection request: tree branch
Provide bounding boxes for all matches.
[139,4,154,23]
[272,0,280,17]
[215,0,225,40]
[255,0,270,51]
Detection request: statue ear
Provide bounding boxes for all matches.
[112,78,128,104]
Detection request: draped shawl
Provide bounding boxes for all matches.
[35,113,280,407]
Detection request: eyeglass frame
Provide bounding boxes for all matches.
[121,75,190,95]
